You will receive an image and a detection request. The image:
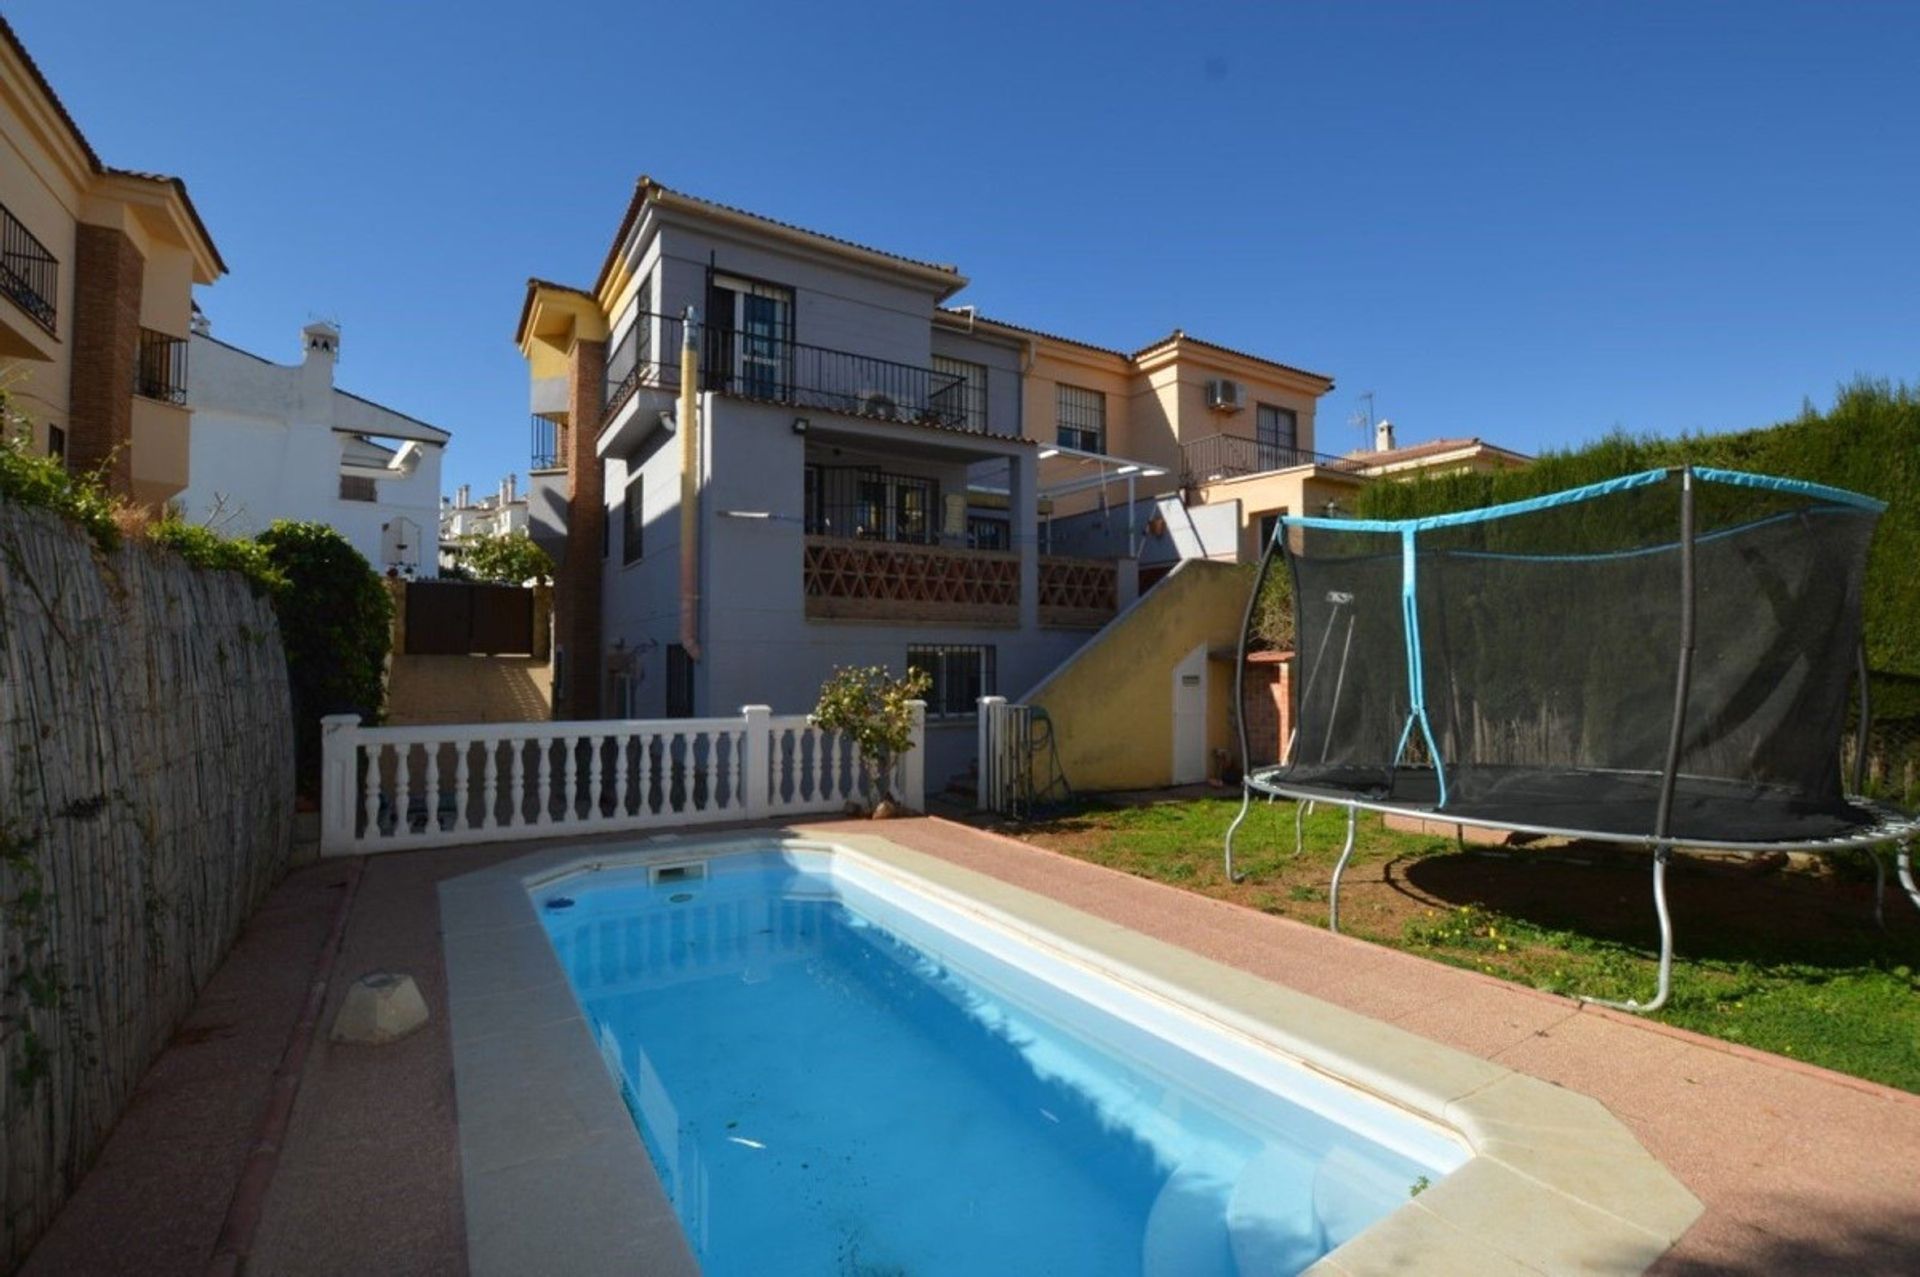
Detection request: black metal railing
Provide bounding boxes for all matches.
[134,328,188,404]
[531,415,560,470]
[1179,432,1359,484]
[602,311,973,432]
[804,464,941,545]
[1,201,58,334]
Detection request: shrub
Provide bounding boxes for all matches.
[811,665,933,808]
[255,521,392,794]
[0,400,120,550]
[457,530,553,584]
[146,518,285,594]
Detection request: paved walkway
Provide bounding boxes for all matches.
[385,655,550,726]
[21,816,1920,1274]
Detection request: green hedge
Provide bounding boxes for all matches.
[1354,380,1920,678]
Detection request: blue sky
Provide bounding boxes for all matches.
[15,1,1918,494]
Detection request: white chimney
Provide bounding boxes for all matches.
[301,321,340,383]
[456,484,470,508]
[505,473,518,504]
[1374,419,1397,453]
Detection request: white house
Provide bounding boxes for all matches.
[176,319,450,576]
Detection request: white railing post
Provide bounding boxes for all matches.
[320,714,361,855]
[977,696,1006,812]
[741,705,771,818]
[902,700,927,813]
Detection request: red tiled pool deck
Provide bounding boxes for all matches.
[22,817,1920,1275]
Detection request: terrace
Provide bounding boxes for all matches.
[1179,431,1363,485]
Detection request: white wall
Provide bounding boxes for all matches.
[178,329,447,576]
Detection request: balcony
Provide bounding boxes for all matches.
[603,311,972,433]
[0,201,57,337]
[135,328,189,404]
[804,536,1020,624]
[1179,432,1359,485]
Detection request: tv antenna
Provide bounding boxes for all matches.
[1348,391,1375,453]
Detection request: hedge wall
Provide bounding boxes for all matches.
[1354,380,1920,678]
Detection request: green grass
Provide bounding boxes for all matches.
[1016,795,1920,1093]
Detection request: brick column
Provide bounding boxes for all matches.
[554,338,606,719]
[67,224,145,496]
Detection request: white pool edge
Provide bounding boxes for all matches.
[440,830,1703,1277]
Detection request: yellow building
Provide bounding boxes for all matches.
[0,16,225,508]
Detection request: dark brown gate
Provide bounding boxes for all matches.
[405,581,535,655]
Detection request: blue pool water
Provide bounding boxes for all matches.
[537,849,1462,1276]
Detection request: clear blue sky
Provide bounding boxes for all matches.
[15,1,1918,494]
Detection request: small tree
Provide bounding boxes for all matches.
[811,664,932,810]
[458,531,553,584]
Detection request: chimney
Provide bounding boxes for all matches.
[302,321,340,383]
[505,473,518,504]
[456,484,470,508]
[190,303,211,337]
[498,477,510,509]
[1374,419,1396,453]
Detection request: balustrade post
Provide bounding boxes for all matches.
[320,714,361,855]
[741,706,771,818]
[977,696,1006,812]
[902,700,927,812]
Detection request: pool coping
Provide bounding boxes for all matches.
[439,829,1703,1276]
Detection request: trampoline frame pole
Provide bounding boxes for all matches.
[1588,466,1695,1016]
[1899,839,1920,914]
[1327,805,1359,934]
[1225,516,1286,884]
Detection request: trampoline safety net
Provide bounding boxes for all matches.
[1266,467,1885,843]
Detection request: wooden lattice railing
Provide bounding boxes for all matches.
[804,535,1019,623]
[1039,556,1118,628]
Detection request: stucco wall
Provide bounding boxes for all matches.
[178,334,445,574]
[1025,560,1252,792]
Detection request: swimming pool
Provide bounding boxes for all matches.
[534,847,1467,1276]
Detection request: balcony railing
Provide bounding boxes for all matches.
[1039,556,1118,628]
[530,415,560,470]
[1179,432,1360,484]
[135,328,189,404]
[804,535,1019,625]
[604,311,973,433]
[1,201,58,334]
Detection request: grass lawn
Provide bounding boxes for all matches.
[1012,793,1920,1094]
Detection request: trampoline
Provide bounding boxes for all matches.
[1225,465,1920,1011]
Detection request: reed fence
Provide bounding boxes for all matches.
[0,500,292,1267]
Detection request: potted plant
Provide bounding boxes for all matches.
[812,664,931,817]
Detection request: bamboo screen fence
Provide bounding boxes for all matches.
[0,501,293,1267]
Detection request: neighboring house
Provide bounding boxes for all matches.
[440,476,530,566]
[514,177,1526,787]
[176,320,449,576]
[0,16,225,509]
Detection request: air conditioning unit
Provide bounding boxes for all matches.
[1206,379,1245,412]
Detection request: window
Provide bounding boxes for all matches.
[1256,404,1298,470]
[47,424,65,461]
[666,643,694,718]
[708,273,794,400]
[808,464,938,544]
[908,645,996,719]
[339,474,377,502]
[1056,384,1105,453]
[967,515,1009,550]
[622,472,643,564]
[931,355,988,430]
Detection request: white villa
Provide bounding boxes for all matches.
[176,319,450,576]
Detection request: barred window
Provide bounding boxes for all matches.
[339,474,377,502]
[931,355,989,431]
[1056,383,1105,453]
[967,515,1009,551]
[622,472,643,564]
[908,644,996,719]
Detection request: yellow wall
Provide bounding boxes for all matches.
[1,36,215,494]
[1196,467,1367,560]
[1025,560,1252,791]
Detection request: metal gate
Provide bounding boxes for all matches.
[404,581,535,655]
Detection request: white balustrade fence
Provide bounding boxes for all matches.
[319,703,925,856]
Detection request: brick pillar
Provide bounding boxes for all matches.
[554,338,606,719]
[68,224,145,496]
